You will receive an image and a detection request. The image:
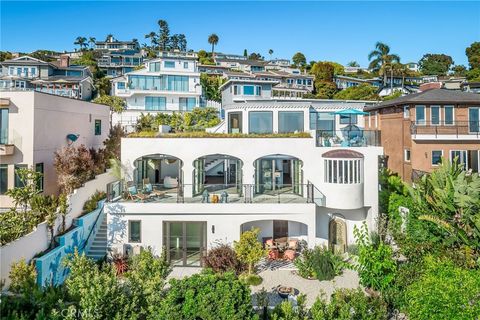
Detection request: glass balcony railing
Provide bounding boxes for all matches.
[316,130,381,147]
[107,181,325,205]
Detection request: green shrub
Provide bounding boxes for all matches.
[239,273,263,286]
[82,190,106,214]
[404,256,480,320]
[294,246,345,281]
[354,223,396,291]
[9,259,37,294]
[157,270,257,320]
[310,288,388,320]
[270,294,308,320]
[128,131,312,139]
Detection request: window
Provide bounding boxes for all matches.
[431,150,443,166]
[0,164,7,195]
[279,111,304,133]
[404,149,411,162]
[145,96,166,111]
[94,120,101,135]
[228,112,242,133]
[415,105,426,125]
[310,111,335,131]
[255,86,262,96]
[243,85,255,95]
[450,150,467,169]
[233,85,239,95]
[0,108,8,144]
[469,107,479,133]
[249,111,273,134]
[403,106,410,119]
[183,62,188,69]
[128,220,141,242]
[374,111,379,128]
[307,79,312,86]
[117,82,125,89]
[430,105,441,125]
[179,97,196,111]
[14,164,27,188]
[148,62,160,72]
[444,105,454,125]
[164,61,175,68]
[324,159,363,184]
[30,68,36,76]
[35,163,44,191]
[340,114,358,125]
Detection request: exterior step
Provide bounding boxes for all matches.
[85,211,108,261]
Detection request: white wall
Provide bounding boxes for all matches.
[0,222,49,289]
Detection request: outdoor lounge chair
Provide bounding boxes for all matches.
[126,185,149,201]
[144,183,165,198]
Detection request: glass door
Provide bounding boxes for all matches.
[193,158,205,196]
[292,159,303,196]
[469,107,479,133]
[163,222,206,267]
[167,222,183,266]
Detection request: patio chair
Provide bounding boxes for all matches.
[283,249,296,261]
[287,239,298,251]
[126,185,149,202]
[144,183,165,198]
[268,249,280,261]
[265,238,276,250]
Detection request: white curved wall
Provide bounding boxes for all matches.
[322,183,364,209]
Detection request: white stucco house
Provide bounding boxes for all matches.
[0,91,110,209]
[105,96,383,267]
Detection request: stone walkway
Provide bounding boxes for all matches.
[251,268,360,307]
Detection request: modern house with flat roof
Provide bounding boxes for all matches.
[0,55,94,100]
[364,88,480,182]
[0,91,110,209]
[111,51,203,131]
[97,50,144,77]
[94,36,140,51]
[104,103,382,266]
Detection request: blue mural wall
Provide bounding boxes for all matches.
[35,200,105,287]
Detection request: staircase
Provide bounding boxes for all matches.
[205,159,224,173]
[86,214,108,261]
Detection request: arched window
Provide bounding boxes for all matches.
[324,159,363,184]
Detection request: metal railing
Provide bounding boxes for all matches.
[316,130,381,147]
[410,121,480,137]
[108,181,325,205]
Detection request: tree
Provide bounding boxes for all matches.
[268,49,273,59]
[467,68,480,81]
[53,145,95,194]
[208,33,219,56]
[200,73,224,102]
[243,49,248,57]
[311,62,335,82]
[323,61,345,75]
[30,194,59,247]
[248,52,263,60]
[233,228,266,275]
[368,42,400,86]
[347,61,360,67]
[88,37,96,49]
[315,81,338,99]
[73,36,87,51]
[418,54,454,76]
[292,52,307,68]
[102,124,126,163]
[5,167,42,213]
[176,34,187,51]
[0,51,13,62]
[465,42,480,70]
[144,31,157,48]
[158,19,170,50]
[452,65,467,77]
[333,83,379,101]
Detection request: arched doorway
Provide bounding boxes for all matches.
[254,154,303,196]
[133,154,183,188]
[192,154,243,196]
[329,218,347,254]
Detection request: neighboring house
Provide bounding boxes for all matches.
[97,50,144,77]
[215,58,268,73]
[334,75,375,90]
[220,79,278,106]
[0,55,94,100]
[364,89,480,182]
[343,66,370,74]
[104,100,382,266]
[111,51,203,131]
[253,70,314,98]
[94,36,140,51]
[406,62,419,73]
[0,91,110,209]
[462,81,480,94]
[266,58,291,68]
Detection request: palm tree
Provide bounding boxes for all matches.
[145,32,157,48]
[368,42,400,86]
[208,33,219,57]
[74,36,87,51]
[392,62,409,91]
[268,49,274,60]
[347,61,360,67]
[88,37,96,49]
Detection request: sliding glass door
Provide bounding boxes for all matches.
[163,221,207,267]
[469,107,479,133]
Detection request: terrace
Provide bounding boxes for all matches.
[410,121,480,139]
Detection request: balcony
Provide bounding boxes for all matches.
[410,121,480,140]
[107,181,325,205]
[316,130,381,147]
[0,143,14,156]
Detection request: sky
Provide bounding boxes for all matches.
[1,1,479,67]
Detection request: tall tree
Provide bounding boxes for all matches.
[177,34,187,51]
[268,49,274,59]
[452,65,467,77]
[74,36,87,51]
[311,62,335,82]
[243,49,248,57]
[157,20,170,51]
[368,42,400,86]
[144,31,158,48]
[208,33,219,56]
[347,61,360,67]
[88,37,96,49]
[292,52,307,68]
[418,54,454,76]
[465,42,480,70]
[248,53,263,60]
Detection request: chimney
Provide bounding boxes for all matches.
[59,55,70,68]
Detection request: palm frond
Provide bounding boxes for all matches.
[419,215,454,233]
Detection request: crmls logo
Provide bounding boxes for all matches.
[60,308,100,318]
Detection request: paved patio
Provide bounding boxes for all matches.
[251,268,360,307]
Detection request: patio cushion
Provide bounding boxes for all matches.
[265,239,274,246]
[128,186,138,195]
[145,183,153,193]
[288,240,298,249]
